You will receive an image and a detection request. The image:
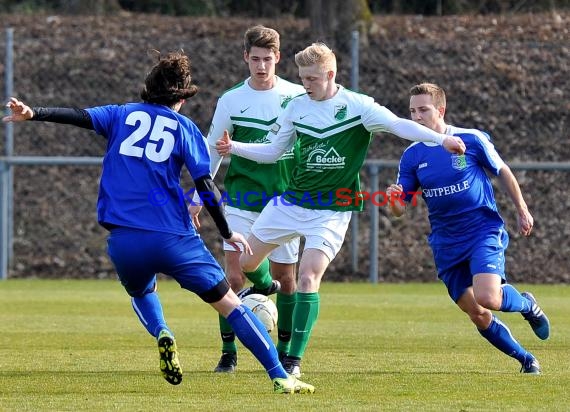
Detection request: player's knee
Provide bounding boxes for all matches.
[125,281,156,298]
[297,273,320,292]
[269,264,296,291]
[277,277,297,294]
[240,258,259,273]
[474,292,501,310]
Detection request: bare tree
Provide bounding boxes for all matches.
[308,0,372,52]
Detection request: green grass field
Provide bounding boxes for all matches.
[0,280,568,411]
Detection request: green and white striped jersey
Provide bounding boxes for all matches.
[231,85,448,212]
[207,76,305,212]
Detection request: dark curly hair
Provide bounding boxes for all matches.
[140,50,198,107]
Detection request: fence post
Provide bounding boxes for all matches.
[0,159,7,280]
[2,28,14,280]
[350,29,360,273]
[368,164,380,283]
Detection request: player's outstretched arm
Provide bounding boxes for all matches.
[216,129,292,163]
[4,97,94,129]
[498,165,533,236]
[3,97,34,122]
[368,109,466,155]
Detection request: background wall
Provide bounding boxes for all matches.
[0,12,568,282]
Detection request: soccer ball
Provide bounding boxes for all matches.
[241,293,278,333]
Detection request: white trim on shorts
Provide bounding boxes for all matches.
[224,205,300,264]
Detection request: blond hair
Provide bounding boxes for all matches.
[294,42,337,72]
[409,83,446,108]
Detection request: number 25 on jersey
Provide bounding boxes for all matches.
[119,111,177,162]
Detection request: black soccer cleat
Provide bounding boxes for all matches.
[237,280,281,299]
[214,352,237,373]
[282,355,302,378]
[278,351,288,365]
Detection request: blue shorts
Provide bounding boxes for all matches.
[107,227,229,302]
[433,228,508,302]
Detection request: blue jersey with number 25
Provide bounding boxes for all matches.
[86,103,210,235]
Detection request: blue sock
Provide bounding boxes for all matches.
[500,284,531,313]
[131,292,169,338]
[227,305,287,380]
[478,315,531,364]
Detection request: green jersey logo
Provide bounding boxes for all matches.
[451,154,467,170]
[281,95,293,108]
[306,146,346,170]
[334,105,347,121]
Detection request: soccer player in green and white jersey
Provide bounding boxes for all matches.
[216,43,466,377]
[190,25,305,373]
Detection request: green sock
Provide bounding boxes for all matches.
[243,258,272,290]
[288,292,320,359]
[276,292,297,354]
[218,314,237,354]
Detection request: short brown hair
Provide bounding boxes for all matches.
[141,50,198,107]
[244,25,280,54]
[409,83,446,108]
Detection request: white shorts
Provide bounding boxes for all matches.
[251,196,352,262]
[224,206,300,264]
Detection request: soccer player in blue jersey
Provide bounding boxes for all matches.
[189,26,305,373]
[386,82,550,374]
[3,50,314,393]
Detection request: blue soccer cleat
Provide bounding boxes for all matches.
[520,356,541,375]
[521,292,550,340]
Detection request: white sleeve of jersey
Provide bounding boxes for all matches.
[207,98,233,177]
[191,99,231,204]
[207,99,233,147]
[230,110,296,163]
[363,101,446,145]
[192,143,223,204]
[477,133,505,173]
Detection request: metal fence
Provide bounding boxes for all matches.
[2,14,569,283]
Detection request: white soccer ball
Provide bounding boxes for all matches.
[241,293,278,333]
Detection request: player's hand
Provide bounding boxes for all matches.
[517,208,534,237]
[386,183,403,198]
[215,130,232,157]
[442,135,466,155]
[385,183,406,217]
[188,205,202,229]
[2,97,34,122]
[225,231,253,255]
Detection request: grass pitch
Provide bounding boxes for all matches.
[0,280,568,411]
